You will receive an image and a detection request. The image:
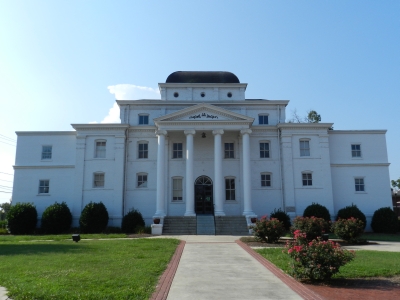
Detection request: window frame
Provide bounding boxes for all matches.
[261,173,272,187]
[302,172,313,186]
[225,177,236,201]
[259,141,270,158]
[95,140,106,159]
[172,177,183,201]
[137,173,148,188]
[138,141,149,159]
[351,144,362,158]
[93,172,105,188]
[172,142,183,159]
[138,114,149,125]
[258,114,269,125]
[224,142,235,159]
[41,145,52,160]
[300,139,310,157]
[38,179,50,194]
[355,177,365,192]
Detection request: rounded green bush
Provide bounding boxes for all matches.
[121,209,145,233]
[336,204,366,229]
[7,203,37,234]
[303,203,331,222]
[41,202,72,234]
[79,202,109,233]
[371,207,398,233]
[331,217,364,243]
[270,208,291,230]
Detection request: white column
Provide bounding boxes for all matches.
[155,130,167,217]
[241,129,255,216]
[184,130,196,216]
[213,129,225,216]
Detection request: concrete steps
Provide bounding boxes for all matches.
[162,216,196,235]
[196,215,215,235]
[215,216,250,235]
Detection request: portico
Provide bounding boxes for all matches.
[153,103,255,218]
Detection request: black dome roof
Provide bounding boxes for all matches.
[166,71,240,83]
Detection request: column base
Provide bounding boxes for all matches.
[242,211,255,216]
[184,211,196,217]
[214,211,226,216]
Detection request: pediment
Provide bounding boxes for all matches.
[154,103,253,123]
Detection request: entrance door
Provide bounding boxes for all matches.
[195,176,213,214]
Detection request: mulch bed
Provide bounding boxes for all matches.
[240,237,400,299]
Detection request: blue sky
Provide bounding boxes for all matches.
[0,0,399,203]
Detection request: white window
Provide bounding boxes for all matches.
[224,143,234,159]
[38,180,50,194]
[259,142,270,158]
[302,173,312,186]
[138,142,148,159]
[137,173,148,188]
[41,146,52,159]
[93,173,105,188]
[172,177,183,201]
[173,143,183,159]
[300,140,310,157]
[138,114,149,125]
[225,178,236,200]
[95,140,106,158]
[261,173,271,187]
[355,178,365,192]
[351,144,361,158]
[258,114,268,125]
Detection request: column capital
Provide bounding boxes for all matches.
[240,129,252,135]
[184,130,196,136]
[212,129,224,136]
[155,130,167,136]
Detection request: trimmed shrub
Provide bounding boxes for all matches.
[336,204,367,229]
[371,207,398,234]
[41,202,72,234]
[270,208,291,230]
[303,203,331,222]
[121,209,145,233]
[250,216,285,243]
[331,217,364,243]
[79,202,109,233]
[286,230,355,281]
[291,216,327,241]
[7,203,37,235]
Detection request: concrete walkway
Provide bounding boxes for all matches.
[163,236,303,300]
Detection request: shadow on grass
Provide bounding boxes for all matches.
[0,243,91,256]
[306,277,400,291]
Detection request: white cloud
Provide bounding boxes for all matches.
[100,84,161,123]
[101,103,120,123]
[107,84,160,100]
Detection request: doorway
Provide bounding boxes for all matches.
[194,176,213,214]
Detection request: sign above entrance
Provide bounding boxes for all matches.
[180,111,228,121]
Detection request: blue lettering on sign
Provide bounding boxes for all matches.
[188,113,219,120]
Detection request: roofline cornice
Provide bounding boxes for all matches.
[328,130,387,134]
[277,123,334,129]
[158,83,248,89]
[71,124,129,131]
[16,131,76,136]
[116,100,289,106]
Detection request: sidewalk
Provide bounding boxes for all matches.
[158,236,310,300]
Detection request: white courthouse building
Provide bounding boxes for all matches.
[12,71,392,231]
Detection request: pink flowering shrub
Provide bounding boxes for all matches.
[291,216,328,241]
[331,217,364,243]
[250,215,285,243]
[285,230,355,281]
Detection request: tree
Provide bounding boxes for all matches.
[306,110,321,123]
[391,178,400,192]
[0,200,11,221]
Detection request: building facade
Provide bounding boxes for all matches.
[12,72,392,231]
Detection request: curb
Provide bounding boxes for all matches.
[150,240,186,300]
[236,240,325,300]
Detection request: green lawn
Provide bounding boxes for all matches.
[0,233,128,242]
[0,238,180,300]
[256,248,400,278]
